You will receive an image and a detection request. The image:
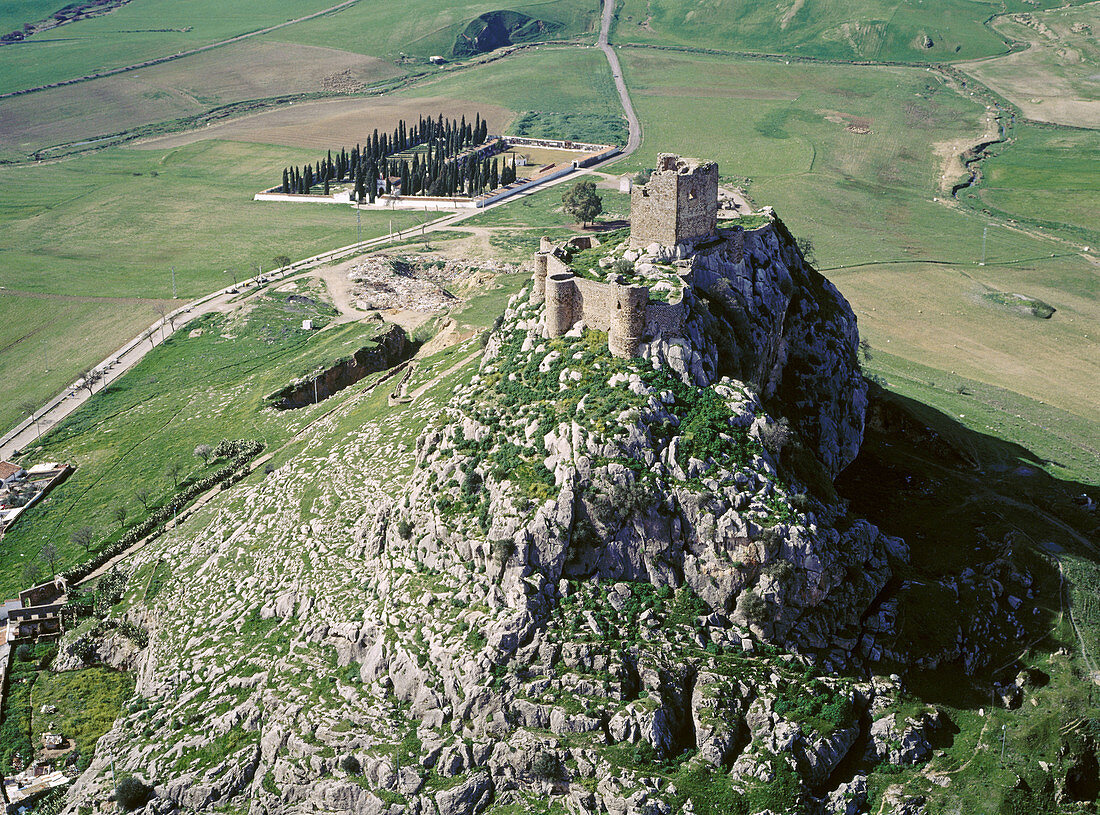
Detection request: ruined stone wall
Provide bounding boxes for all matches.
[630,154,719,248]
[545,272,576,337]
[610,285,650,358]
[630,172,679,247]
[675,161,718,245]
[573,278,617,333]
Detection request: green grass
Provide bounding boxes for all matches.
[0,291,400,597]
[403,47,625,144]
[610,0,1092,63]
[966,123,1100,246]
[31,666,135,767]
[266,0,597,64]
[0,0,342,95]
[0,139,424,435]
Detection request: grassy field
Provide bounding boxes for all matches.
[264,0,597,63]
[963,123,1100,246]
[0,285,404,598]
[31,666,135,768]
[0,139,427,435]
[610,0,1093,63]
[960,3,1100,129]
[0,41,402,160]
[0,0,343,95]
[134,96,513,154]
[610,50,1099,478]
[402,47,627,144]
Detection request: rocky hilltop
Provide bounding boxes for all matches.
[53,215,1044,815]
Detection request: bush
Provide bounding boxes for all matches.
[396,520,413,540]
[531,750,562,778]
[15,644,33,662]
[340,754,362,775]
[490,538,516,565]
[115,777,153,810]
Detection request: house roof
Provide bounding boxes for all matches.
[0,461,23,480]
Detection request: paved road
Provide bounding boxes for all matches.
[598,0,642,156]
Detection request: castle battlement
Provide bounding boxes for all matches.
[530,154,725,359]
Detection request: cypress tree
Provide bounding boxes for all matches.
[281,168,289,194]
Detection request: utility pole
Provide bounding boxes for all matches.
[357,207,362,245]
[43,339,47,372]
[314,374,319,405]
[980,225,988,266]
[1001,724,1007,762]
[171,267,177,298]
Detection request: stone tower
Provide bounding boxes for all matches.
[630,153,718,248]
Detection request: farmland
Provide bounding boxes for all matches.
[610,0,1094,63]
[959,3,1100,129]
[0,139,427,434]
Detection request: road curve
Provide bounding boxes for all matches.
[598,0,642,157]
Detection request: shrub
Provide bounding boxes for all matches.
[15,644,33,662]
[737,589,770,624]
[340,754,362,775]
[396,520,413,540]
[490,539,516,565]
[531,750,562,778]
[115,777,153,810]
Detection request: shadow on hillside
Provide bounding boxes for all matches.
[835,382,1099,697]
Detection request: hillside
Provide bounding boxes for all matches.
[12,205,1085,815]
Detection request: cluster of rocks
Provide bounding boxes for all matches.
[350,256,515,314]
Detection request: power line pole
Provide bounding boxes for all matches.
[171,267,177,298]
[980,225,988,266]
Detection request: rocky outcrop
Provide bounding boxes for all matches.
[268,324,411,409]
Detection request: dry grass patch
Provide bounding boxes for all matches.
[959,5,1100,129]
[136,95,512,152]
[0,41,402,159]
[831,260,1100,423]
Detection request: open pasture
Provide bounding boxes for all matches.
[611,0,1093,63]
[265,0,597,63]
[0,0,342,95]
[136,95,512,153]
[960,3,1100,129]
[966,124,1100,246]
[403,47,626,144]
[0,139,427,435]
[0,41,402,160]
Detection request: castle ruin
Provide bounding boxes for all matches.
[630,154,718,248]
[530,153,725,358]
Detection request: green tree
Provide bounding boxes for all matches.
[165,461,183,488]
[562,180,603,228]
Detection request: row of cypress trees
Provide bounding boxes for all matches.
[278,112,515,200]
